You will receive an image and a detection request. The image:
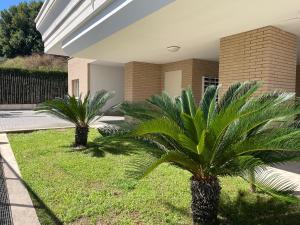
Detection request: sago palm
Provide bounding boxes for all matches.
[36,90,114,147]
[122,82,300,225]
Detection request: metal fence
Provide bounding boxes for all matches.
[0,68,67,104]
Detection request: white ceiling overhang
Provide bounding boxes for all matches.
[40,0,300,64]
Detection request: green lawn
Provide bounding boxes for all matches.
[9,129,300,225]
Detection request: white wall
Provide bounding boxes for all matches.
[89,64,124,110]
[164,70,182,98]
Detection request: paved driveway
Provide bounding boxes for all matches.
[0,110,124,132]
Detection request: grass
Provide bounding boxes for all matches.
[8,129,300,225]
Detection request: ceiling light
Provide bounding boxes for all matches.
[167,46,181,52]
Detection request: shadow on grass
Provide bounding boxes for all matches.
[66,134,163,160]
[3,157,63,225]
[164,201,191,218]
[25,184,63,225]
[219,191,300,225]
[81,137,139,157]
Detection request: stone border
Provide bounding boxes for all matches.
[0,133,40,225]
[0,125,75,134]
[0,124,107,134]
[0,104,37,110]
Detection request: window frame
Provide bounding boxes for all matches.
[202,76,219,96]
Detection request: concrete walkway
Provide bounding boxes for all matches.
[0,133,40,225]
[0,110,124,132]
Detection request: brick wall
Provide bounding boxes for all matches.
[125,59,219,102]
[297,65,300,97]
[219,26,297,94]
[69,58,218,102]
[124,62,134,101]
[68,58,93,96]
[124,62,162,102]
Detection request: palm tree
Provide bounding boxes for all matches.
[36,90,114,147]
[122,82,300,225]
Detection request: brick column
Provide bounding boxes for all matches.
[219,26,297,94]
[124,61,162,102]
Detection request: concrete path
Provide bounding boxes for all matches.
[0,133,40,225]
[0,110,124,132]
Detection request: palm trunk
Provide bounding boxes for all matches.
[75,126,89,146]
[190,176,221,225]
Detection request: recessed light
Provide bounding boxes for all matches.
[167,46,181,52]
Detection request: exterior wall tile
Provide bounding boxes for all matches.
[125,59,219,102]
[219,26,297,95]
[124,62,162,102]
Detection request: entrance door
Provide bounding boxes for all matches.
[164,70,182,98]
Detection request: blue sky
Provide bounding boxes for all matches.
[0,0,38,11]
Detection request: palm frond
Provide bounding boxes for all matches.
[118,101,160,121]
[181,113,198,142]
[125,81,300,202]
[86,90,114,124]
[132,117,184,139]
[148,92,182,127]
[241,169,298,203]
[127,151,199,179]
[180,88,196,117]
[217,82,242,111]
[200,85,218,123]
[36,96,80,125]
[36,90,114,127]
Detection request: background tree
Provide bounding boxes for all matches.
[0,1,44,58]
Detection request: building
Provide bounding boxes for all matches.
[35,0,300,106]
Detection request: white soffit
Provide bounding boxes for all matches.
[53,0,300,64]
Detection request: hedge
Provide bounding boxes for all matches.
[0,68,67,104]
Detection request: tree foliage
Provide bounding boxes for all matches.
[0,1,44,58]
